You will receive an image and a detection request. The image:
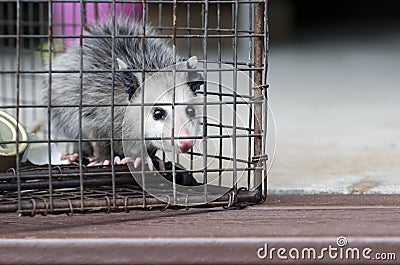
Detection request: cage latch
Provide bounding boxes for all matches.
[252,84,269,90]
[252,154,268,165]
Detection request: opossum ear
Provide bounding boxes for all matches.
[186,56,204,92]
[116,58,139,101]
[187,56,198,69]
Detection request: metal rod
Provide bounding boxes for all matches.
[78,0,85,211]
[46,0,54,211]
[253,0,265,196]
[172,0,178,205]
[247,2,254,190]
[15,0,22,214]
[263,0,269,199]
[217,1,223,187]
[232,0,238,195]
[140,0,147,208]
[110,0,117,207]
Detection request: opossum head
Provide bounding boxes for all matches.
[121,57,203,155]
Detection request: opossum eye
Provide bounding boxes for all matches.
[188,81,203,92]
[186,106,196,118]
[153,108,166,120]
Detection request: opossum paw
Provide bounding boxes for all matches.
[119,156,135,165]
[131,157,155,171]
[115,156,156,171]
[61,153,79,163]
[92,156,134,166]
[88,156,163,171]
[113,156,121,164]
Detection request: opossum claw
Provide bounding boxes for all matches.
[114,156,121,164]
[133,157,142,168]
[146,157,154,171]
[61,153,79,163]
[120,157,134,164]
[132,156,154,171]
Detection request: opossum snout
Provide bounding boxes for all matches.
[177,126,195,153]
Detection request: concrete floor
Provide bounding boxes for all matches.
[267,31,400,194]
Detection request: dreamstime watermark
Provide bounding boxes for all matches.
[257,237,397,261]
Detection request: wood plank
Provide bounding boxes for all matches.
[0,195,399,264]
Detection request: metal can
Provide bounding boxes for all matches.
[0,111,29,172]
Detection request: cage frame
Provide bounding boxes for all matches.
[0,0,269,216]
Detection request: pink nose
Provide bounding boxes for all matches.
[179,139,195,153]
[178,127,194,153]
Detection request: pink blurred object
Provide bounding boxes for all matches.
[52,2,143,49]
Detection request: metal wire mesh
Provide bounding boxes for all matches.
[0,0,269,216]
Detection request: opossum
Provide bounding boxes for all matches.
[45,19,203,170]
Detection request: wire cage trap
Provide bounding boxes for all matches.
[0,0,270,216]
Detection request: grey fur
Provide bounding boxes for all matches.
[45,19,201,161]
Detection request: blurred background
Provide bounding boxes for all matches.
[268,0,400,193]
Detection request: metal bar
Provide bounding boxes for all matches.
[94,2,98,23]
[110,0,117,208]
[140,0,147,208]
[0,131,262,146]
[252,0,264,197]
[38,1,45,65]
[0,193,237,215]
[78,0,85,211]
[158,1,162,33]
[247,2,254,190]
[2,32,263,38]
[0,175,138,191]
[202,0,209,203]
[0,0,267,3]
[28,2,37,121]
[46,0,54,211]
[0,165,259,183]
[172,0,178,205]
[263,0,269,198]
[186,2,191,57]
[0,99,266,109]
[187,2,194,173]
[232,0,238,195]
[0,65,265,74]
[217,1,223,187]
[15,0,22,214]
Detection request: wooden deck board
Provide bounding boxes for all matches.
[1,195,399,264]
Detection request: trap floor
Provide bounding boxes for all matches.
[0,194,399,264]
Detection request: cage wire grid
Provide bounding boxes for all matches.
[0,0,269,216]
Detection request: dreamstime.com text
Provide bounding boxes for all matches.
[257,237,396,261]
